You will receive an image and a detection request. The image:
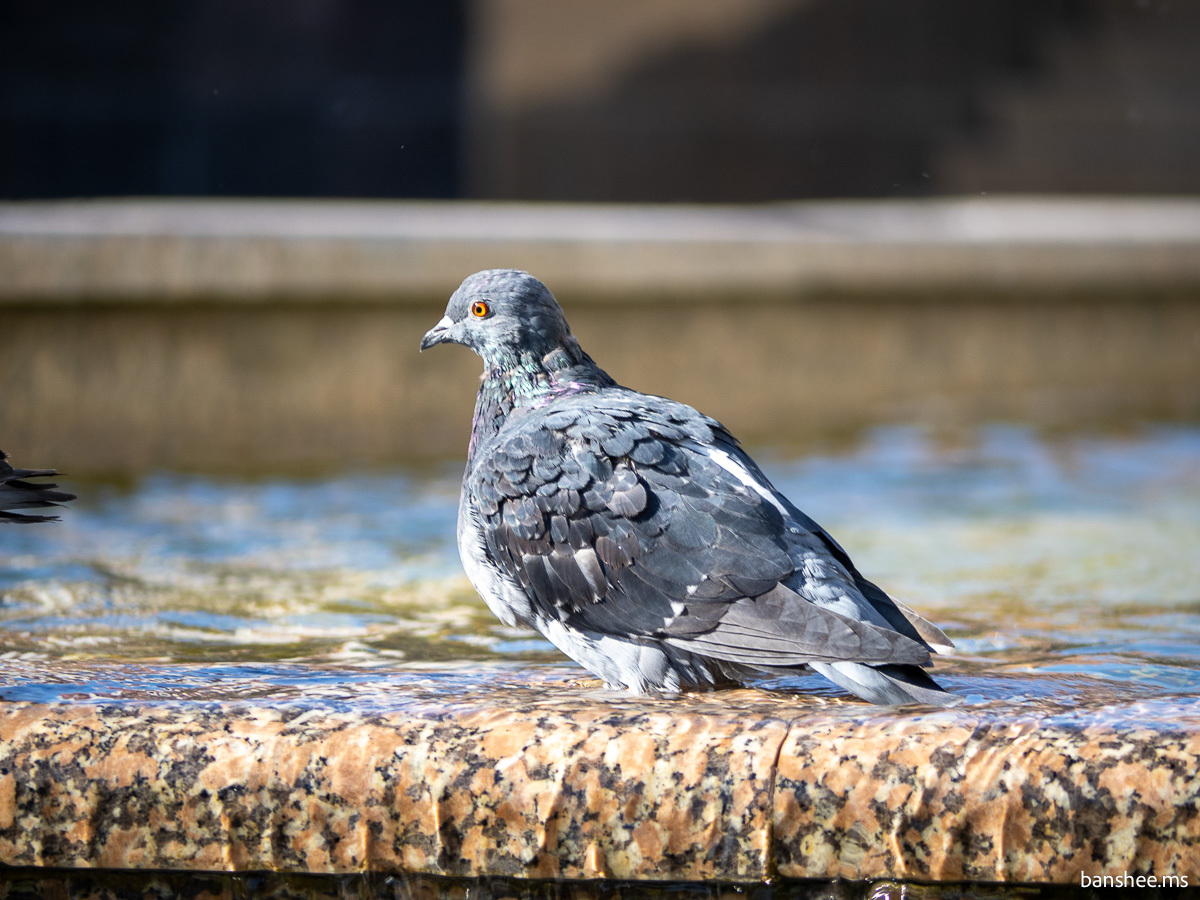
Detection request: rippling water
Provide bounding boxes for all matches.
[2,424,1199,709]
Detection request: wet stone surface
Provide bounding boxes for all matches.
[0,665,788,881]
[0,663,1197,884]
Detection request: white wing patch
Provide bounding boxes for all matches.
[698,442,901,632]
[700,445,792,518]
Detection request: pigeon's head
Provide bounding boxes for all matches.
[420,269,574,365]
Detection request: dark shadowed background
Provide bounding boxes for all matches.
[3,0,1198,202]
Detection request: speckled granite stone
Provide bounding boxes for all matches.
[0,667,1197,884]
[0,685,791,881]
[771,705,1200,884]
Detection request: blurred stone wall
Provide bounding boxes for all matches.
[5,293,1199,475]
[3,200,1199,475]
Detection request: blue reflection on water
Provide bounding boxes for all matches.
[761,423,1200,522]
[1,465,464,583]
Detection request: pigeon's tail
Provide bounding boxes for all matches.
[0,451,76,524]
[810,660,962,707]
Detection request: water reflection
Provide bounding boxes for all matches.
[1,425,1198,708]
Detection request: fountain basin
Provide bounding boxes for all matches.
[1,665,1196,885]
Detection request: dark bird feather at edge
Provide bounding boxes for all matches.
[0,450,76,523]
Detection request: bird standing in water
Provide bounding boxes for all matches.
[421,269,957,705]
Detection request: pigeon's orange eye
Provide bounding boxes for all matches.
[471,301,490,318]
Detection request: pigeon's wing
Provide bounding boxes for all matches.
[702,444,956,656]
[0,451,76,523]
[470,394,932,668]
[746,472,956,655]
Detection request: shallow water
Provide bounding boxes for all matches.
[2,424,1199,711]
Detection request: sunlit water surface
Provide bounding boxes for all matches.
[2,424,1199,713]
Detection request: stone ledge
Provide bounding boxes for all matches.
[2,198,1199,304]
[0,669,1196,884]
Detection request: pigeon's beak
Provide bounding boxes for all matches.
[419,315,455,351]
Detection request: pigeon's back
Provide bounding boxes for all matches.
[463,387,958,704]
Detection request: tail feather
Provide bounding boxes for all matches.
[810,660,961,707]
[0,450,76,523]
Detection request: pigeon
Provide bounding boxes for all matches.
[0,451,76,523]
[421,269,959,705]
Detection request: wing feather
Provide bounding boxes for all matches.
[468,391,935,669]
